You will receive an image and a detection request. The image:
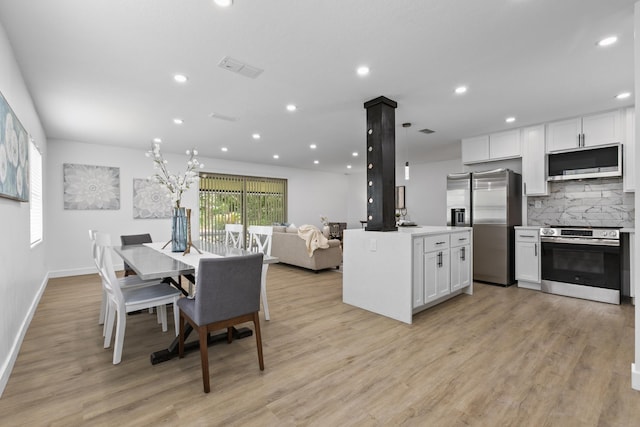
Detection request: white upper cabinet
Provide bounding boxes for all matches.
[461,135,489,164]
[623,107,635,193]
[522,125,547,196]
[546,118,581,152]
[546,110,623,153]
[462,130,520,164]
[489,129,522,160]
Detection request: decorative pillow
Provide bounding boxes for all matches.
[272,226,286,233]
[286,223,297,233]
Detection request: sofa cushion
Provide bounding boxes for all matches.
[272,225,286,233]
[271,230,342,271]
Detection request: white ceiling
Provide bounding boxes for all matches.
[0,0,636,174]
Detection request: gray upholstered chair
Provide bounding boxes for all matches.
[178,253,264,393]
[120,233,152,276]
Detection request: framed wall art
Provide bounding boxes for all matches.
[63,163,120,210]
[132,178,172,219]
[0,90,29,202]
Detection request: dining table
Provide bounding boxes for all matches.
[114,240,278,365]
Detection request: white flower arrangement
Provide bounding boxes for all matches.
[145,142,204,209]
[320,215,329,226]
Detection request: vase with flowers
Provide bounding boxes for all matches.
[146,142,203,252]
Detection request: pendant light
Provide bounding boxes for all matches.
[402,122,411,180]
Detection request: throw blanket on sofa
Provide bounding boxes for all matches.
[297,224,329,257]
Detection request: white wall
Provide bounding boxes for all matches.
[399,159,462,226]
[345,158,462,228]
[0,23,48,396]
[46,139,351,276]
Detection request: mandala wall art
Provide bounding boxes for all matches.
[63,163,120,210]
[132,178,172,219]
[0,90,29,202]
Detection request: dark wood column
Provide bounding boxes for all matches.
[364,96,397,232]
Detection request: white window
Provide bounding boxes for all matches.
[29,139,43,247]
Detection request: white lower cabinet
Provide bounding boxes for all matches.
[515,227,541,289]
[451,245,471,291]
[414,234,450,308]
[424,249,450,302]
[413,232,471,309]
[451,231,472,292]
[413,237,425,307]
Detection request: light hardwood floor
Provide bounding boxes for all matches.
[2,265,640,426]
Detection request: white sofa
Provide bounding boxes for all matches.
[271,226,342,272]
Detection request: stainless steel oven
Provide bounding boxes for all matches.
[540,226,621,304]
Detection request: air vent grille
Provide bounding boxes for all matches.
[209,112,237,122]
[218,56,264,79]
[419,128,435,134]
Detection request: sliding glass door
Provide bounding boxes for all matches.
[199,173,287,244]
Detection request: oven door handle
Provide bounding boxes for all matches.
[540,237,620,247]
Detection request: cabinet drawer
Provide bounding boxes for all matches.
[423,235,450,252]
[450,231,471,248]
[516,229,539,242]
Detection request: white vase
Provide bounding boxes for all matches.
[322,225,330,238]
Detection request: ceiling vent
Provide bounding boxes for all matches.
[419,128,435,134]
[218,56,264,79]
[209,112,237,122]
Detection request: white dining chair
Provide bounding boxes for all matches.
[248,225,273,321]
[224,223,244,248]
[89,230,162,328]
[95,232,182,364]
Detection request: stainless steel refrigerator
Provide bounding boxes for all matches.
[446,172,472,227]
[446,169,521,285]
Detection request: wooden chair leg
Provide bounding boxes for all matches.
[227,327,233,344]
[178,314,185,358]
[198,326,211,393]
[253,312,264,371]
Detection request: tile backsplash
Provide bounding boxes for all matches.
[527,178,635,228]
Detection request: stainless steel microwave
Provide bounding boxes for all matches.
[547,143,622,181]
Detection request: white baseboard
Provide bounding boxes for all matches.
[48,263,124,278]
[0,272,49,398]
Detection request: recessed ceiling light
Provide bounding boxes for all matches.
[221,147,228,152]
[309,144,317,149]
[286,104,297,112]
[505,117,516,123]
[357,66,370,76]
[347,165,352,169]
[454,86,468,95]
[213,0,233,7]
[597,36,618,47]
[153,137,162,143]
[173,118,183,125]
[252,133,261,140]
[616,92,631,100]
[352,152,358,157]
[173,74,188,83]
[313,160,319,164]
[273,154,279,159]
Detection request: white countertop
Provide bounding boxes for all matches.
[346,225,472,237]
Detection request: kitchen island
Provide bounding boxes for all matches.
[343,226,473,324]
